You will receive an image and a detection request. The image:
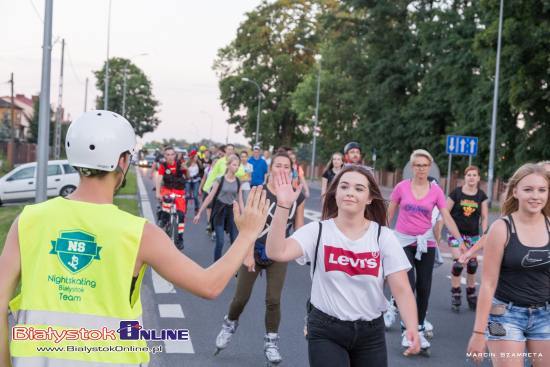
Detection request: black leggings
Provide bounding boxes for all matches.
[403,246,436,326]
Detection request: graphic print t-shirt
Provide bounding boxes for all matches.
[391,180,446,236]
[256,188,305,244]
[293,220,411,321]
[449,187,487,236]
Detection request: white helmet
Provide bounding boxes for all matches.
[66,110,136,172]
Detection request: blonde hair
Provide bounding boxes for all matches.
[501,163,550,216]
[410,149,434,164]
[224,154,241,175]
[538,161,550,171]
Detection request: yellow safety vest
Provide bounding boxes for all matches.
[10,197,149,367]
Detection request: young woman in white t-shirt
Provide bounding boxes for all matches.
[266,165,421,366]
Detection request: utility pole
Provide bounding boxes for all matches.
[310,56,321,179]
[36,0,53,203]
[7,72,15,166]
[487,0,504,207]
[54,39,65,160]
[83,77,89,112]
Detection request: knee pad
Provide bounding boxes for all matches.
[467,258,478,275]
[452,260,463,277]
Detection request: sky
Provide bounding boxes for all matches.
[0,0,261,146]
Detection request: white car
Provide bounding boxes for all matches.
[0,160,80,204]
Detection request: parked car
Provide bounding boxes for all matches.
[0,160,80,205]
[138,155,156,167]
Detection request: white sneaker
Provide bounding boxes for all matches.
[383,298,397,329]
[402,326,431,349]
[264,333,282,364]
[215,316,238,350]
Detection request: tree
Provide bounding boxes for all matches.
[213,0,338,147]
[473,0,550,177]
[27,99,55,145]
[291,3,369,163]
[94,58,161,137]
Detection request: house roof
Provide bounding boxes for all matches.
[0,99,23,110]
[15,94,34,107]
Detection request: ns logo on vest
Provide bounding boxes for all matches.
[50,230,102,273]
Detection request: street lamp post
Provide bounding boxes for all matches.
[295,44,322,180]
[241,78,262,145]
[103,0,112,110]
[487,0,504,207]
[122,67,128,116]
[36,0,53,203]
[122,53,148,117]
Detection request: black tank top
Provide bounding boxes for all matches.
[494,215,550,306]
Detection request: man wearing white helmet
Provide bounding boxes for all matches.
[0,110,270,367]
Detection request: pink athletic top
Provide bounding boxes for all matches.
[391,179,446,240]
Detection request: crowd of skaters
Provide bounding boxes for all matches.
[149,137,549,366]
[4,111,547,367]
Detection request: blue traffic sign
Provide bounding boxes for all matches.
[446,135,478,156]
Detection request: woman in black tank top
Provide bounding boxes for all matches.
[467,163,550,366]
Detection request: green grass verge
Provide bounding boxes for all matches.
[0,205,23,252]
[114,198,140,216]
[116,169,137,196]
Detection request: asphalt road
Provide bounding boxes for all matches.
[138,168,495,367]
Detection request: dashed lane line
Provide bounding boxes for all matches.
[158,304,185,318]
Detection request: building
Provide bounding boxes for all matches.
[0,98,24,141]
[0,94,36,141]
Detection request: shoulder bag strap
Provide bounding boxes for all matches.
[312,222,323,277]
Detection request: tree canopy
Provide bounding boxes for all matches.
[94,58,161,137]
[218,0,549,178]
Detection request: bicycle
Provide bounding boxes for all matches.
[159,193,184,250]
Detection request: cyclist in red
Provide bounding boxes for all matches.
[156,146,187,249]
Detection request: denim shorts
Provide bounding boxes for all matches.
[486,298,550,342]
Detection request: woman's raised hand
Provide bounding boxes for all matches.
[273,171,302,207]
[234,186,270,237]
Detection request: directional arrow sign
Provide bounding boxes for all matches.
[446,135,478,156]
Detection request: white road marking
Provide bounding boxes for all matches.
[158,304,185,318]
[136,168,156,223]
[304,209,321,221]
[151,269,176,294]
[164,339,195,354]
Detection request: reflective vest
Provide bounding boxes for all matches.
[10,197,149,366]
[161,161,186,190]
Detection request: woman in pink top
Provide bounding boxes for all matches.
[387,149,464,351]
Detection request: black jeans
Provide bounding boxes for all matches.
[307,306,387,367]
[403,246,436,326]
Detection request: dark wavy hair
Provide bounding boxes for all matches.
[322,165,387,225]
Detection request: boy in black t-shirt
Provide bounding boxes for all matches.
[445,166,488,311]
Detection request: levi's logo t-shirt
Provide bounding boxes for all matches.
[293,219,411,321]
[324,245,381,277]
